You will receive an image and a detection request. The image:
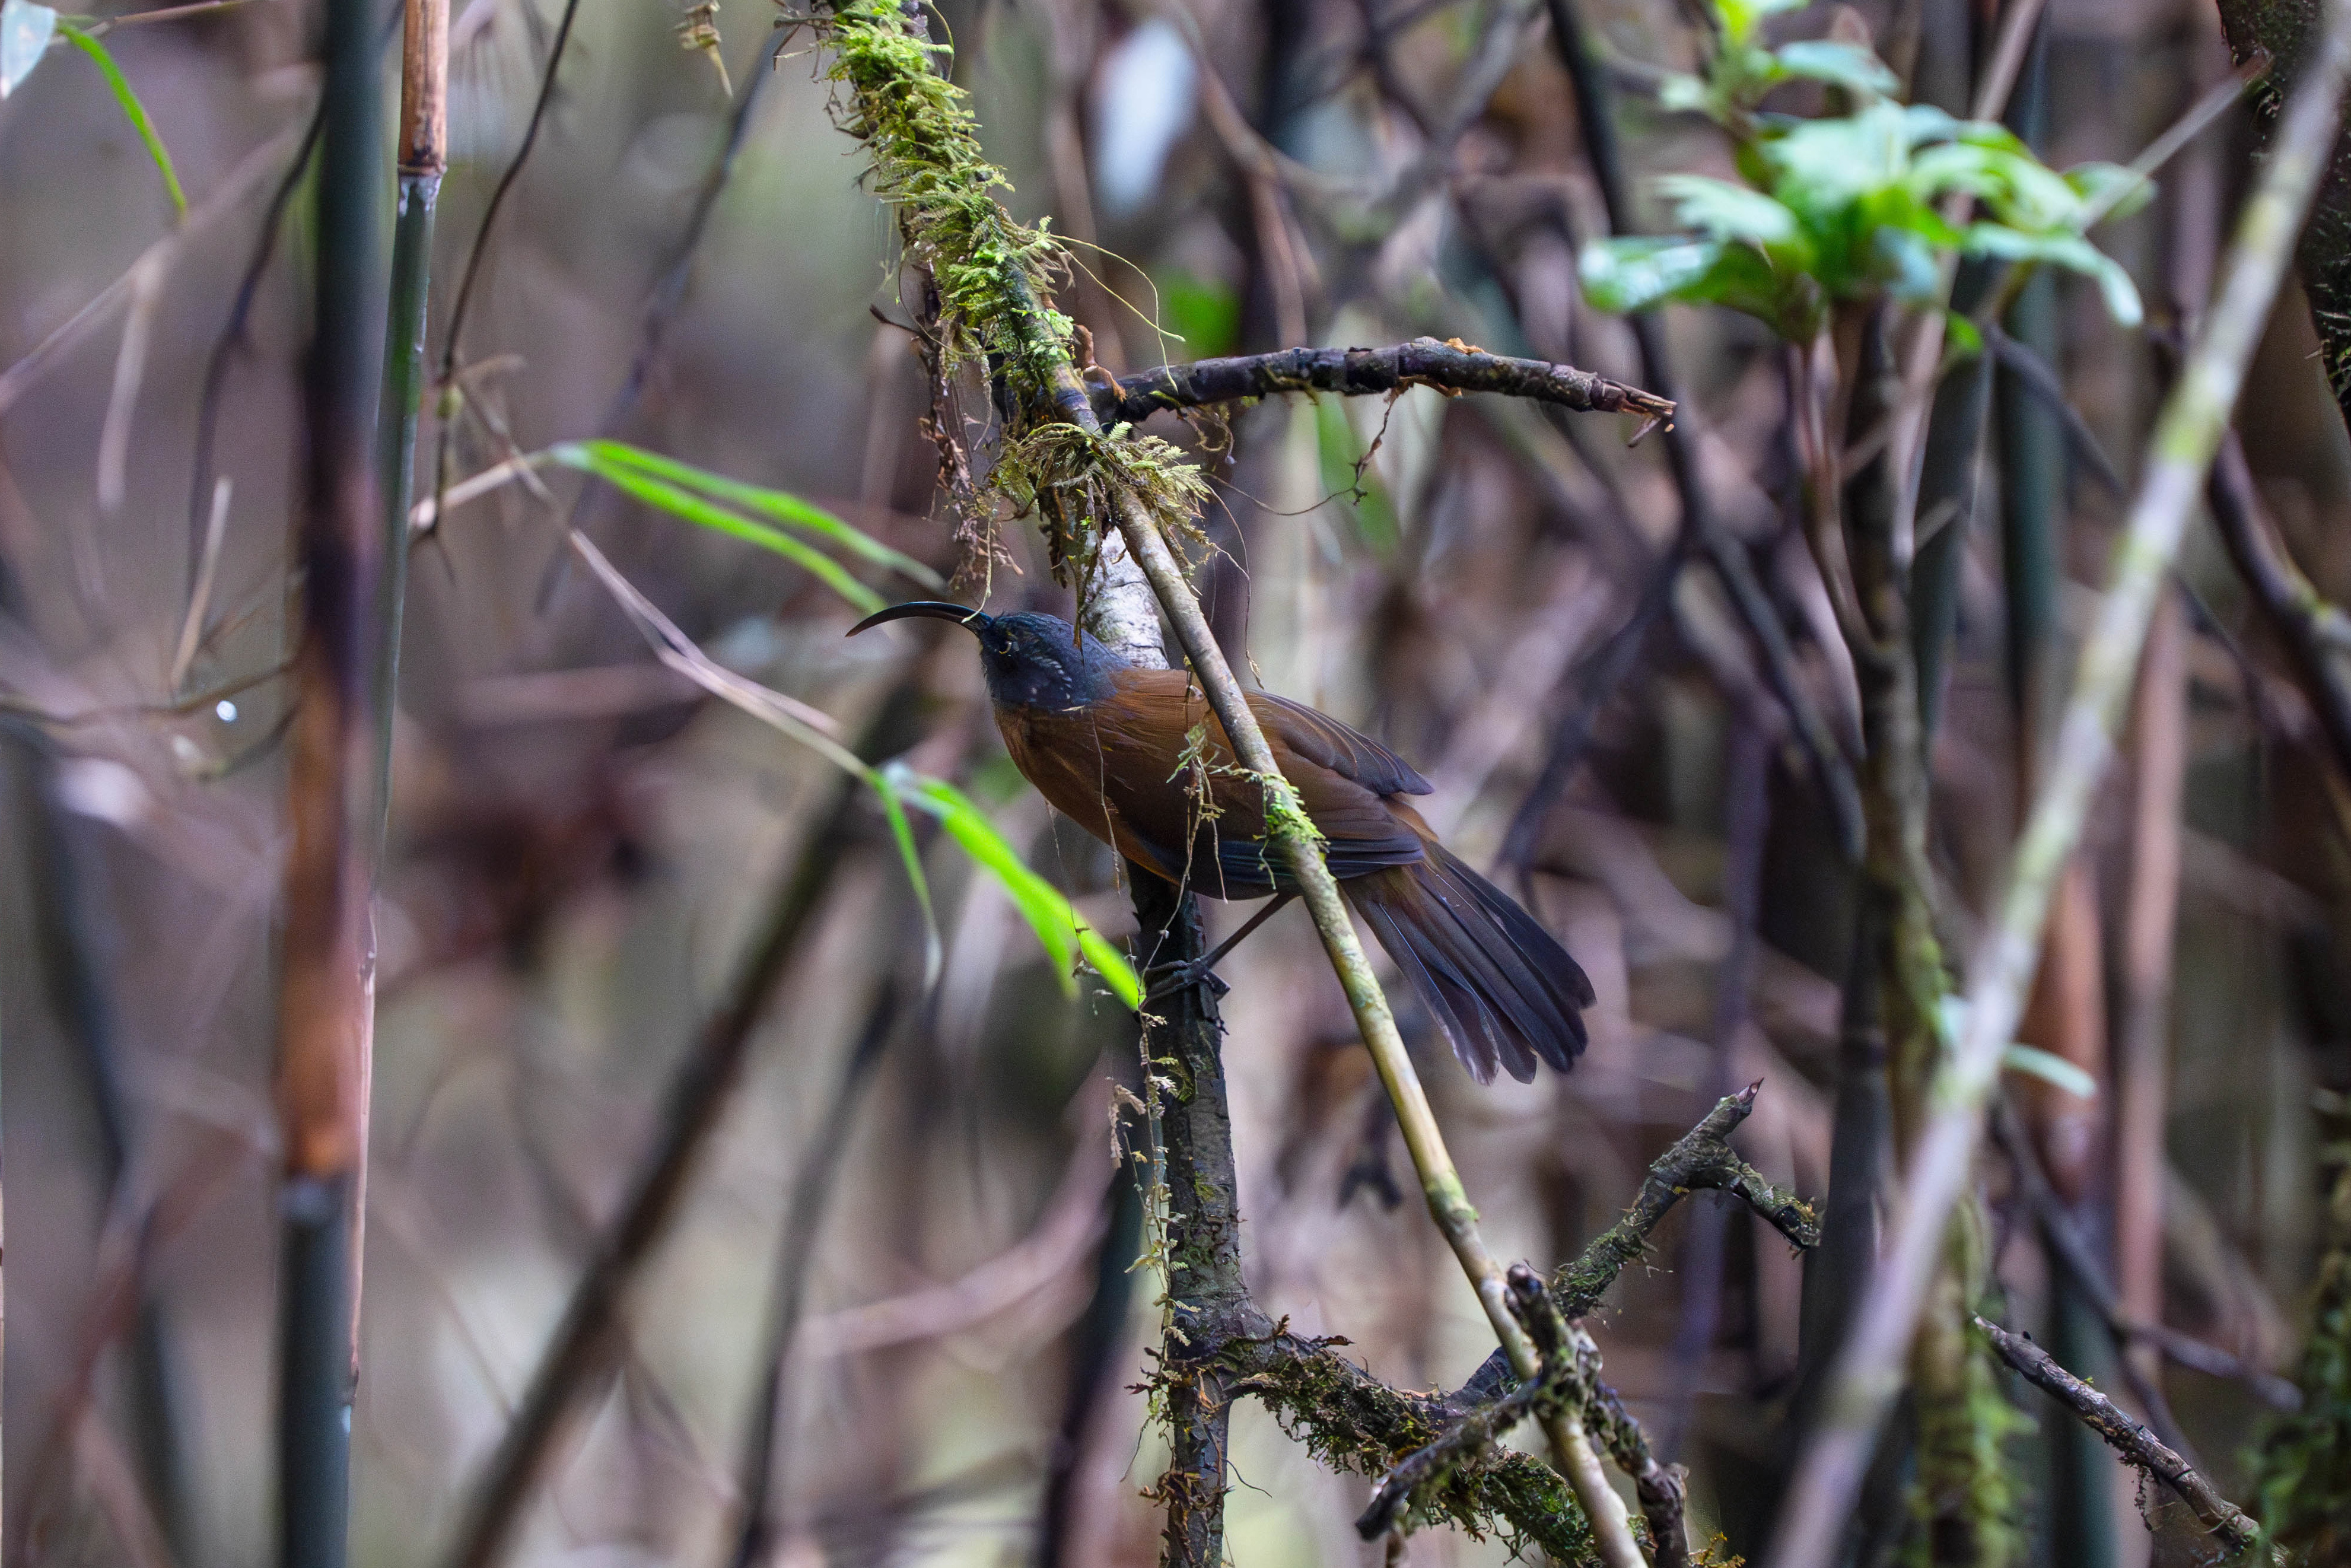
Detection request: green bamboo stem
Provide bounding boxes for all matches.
[1765,8,2351,1560]
[374,0,446,862]
[344,0,448,1442]
[275,0,384,1555]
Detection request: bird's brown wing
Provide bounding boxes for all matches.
[1248,691,1432,796]
[994,669,1425,898]
[998,669,1593,1083]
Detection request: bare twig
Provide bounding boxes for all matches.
[1096,338,1674,430]
[1989,1101,2196,1456]
[601,47,777,432]
[425,0,583,543]
[1991,1101,2302,1416]
[440,689,913,1568]
[1975,1316,2259,1551]
[1768,10,2351,1557]
[1567,1082,1822,1289]
[2207,428,2351,780]
[180,103,325,612]
[433,0,580,389]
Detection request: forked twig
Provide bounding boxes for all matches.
[1452,1082,1819,1405]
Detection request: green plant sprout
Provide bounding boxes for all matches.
[1581,0,2146,345]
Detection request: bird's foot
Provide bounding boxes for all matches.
[1141,955,1230,1004]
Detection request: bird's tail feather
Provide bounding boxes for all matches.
[1345,845,1594,1084]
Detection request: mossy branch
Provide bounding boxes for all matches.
[1355,1265,1590,1541]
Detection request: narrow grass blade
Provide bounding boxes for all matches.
[551,443,887,614]
[567,438,944,587]
[60,24,186,220]
[870,774,942,985]
[885,765,1141,1008]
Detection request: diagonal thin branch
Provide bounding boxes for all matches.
[1975,1316,2258,1551]
[440,688,912,1568]
[2206,427,2351,781]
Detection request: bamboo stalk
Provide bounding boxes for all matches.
[376,0,446,852]
[1765,9,2351,1559]
[342,0,450,1417]
[274,0,384,1557]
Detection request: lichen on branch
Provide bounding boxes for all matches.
[819,0,1067,396]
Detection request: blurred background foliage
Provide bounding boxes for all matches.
[3,0,2349,1564]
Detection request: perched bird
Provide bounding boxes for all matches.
[850,602,1593,1083]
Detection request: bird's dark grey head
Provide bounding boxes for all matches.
[847,602,1128,711]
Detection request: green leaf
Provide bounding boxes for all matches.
[555,447,885,613]
[1578,236,1726,313]
[1656,174,1802,247]
[1770,39,1900,99]
[566,439,944,589]
[1657,71,1713,116]
[1715,0,1807,46]
[1960,224,2143,325]
[1764,100,1915,207]
[1,0,55,98]
[885,764,1142,1007]
[58,23,185,220]
[870,772,943,985]
[2000,1042,2098,1100]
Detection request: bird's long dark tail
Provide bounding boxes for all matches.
[1344,844,1595,1084]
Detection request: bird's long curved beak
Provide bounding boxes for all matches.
[847,601,991,637]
